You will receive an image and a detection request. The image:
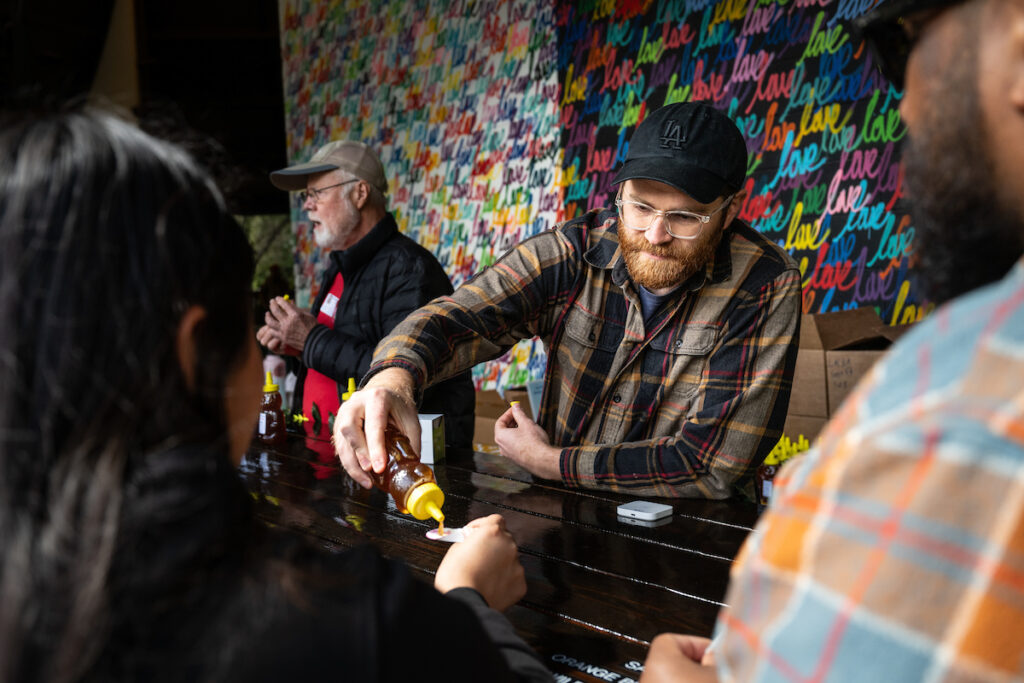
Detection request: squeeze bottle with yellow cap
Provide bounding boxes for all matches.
[371,425,445,530]
[342,377,357,401]
[257,371,287,449]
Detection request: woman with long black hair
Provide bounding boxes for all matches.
[0,106,548,683]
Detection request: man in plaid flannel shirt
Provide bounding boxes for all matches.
[640,0,1024,680]
[335,101,802,499]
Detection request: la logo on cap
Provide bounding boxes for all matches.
[660,119,685,149]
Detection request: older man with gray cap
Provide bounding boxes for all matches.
[258,140,474,448]
[333,102,802,500]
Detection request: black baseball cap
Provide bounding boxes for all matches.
[853,0,965,90]
[611,102,747,204]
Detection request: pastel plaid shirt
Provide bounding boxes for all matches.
[717,261,1024,679]
[369,208,801,498]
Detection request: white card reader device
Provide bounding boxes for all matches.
[617,500,673,522]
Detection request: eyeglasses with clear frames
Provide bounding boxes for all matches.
[299,178,359,204]
[615,194,736,240]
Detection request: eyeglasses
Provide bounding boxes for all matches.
[299,178,358,204]
[615,194,736,240]
[853,0,962,90]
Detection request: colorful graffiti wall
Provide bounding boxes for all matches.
[279,0,562,390]
[278,0,926,392]
[555,0,922,324]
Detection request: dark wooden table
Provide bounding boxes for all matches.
[240,430,759,682]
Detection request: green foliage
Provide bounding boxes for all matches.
[238,214,294,293]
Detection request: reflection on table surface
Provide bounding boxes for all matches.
[241,431,759,682]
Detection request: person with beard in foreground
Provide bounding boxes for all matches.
[638,1,1024,680]
[334,101,802,499]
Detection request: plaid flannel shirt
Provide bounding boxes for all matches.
[369,208,801,498]
[716,260,1024,679]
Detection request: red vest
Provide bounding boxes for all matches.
[302,272,344,437]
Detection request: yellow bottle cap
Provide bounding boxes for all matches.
[406,482,445,523]
[263,371,278,392]
[342,377,356,401]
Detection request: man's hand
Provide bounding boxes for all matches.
[258,296,316,356]
[494,402,561,480]
[255,322,286,354]
[434,514,526,612]
[333,367,420,488]
[639,634,719,682]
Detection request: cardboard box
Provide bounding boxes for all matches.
[783,414,828,444]
[473,416,498,452]
[418,413,444,464]
[504,388,529,411]
[473,390,506,452]
[475,390,508,420]
[788,309,910,433]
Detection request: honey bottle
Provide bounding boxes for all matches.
[257,371,287,449]
[371,425,445,529]
[756,448,782,507]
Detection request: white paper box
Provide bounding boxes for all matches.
[418,413,445,464]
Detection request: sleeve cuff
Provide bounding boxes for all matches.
[444,586,489,608]
[300,324,330,370]
[361,359,427,404]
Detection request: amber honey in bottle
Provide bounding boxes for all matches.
[371,425,445,530]
[257,371,287,449]
[756,448,782,507]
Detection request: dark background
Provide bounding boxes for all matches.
[1,0,288,215]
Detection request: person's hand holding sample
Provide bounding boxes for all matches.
[494,402,561,480]
[433,514,526,612]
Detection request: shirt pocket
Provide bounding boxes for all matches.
[648,323,718,403]
[562,306,625,350]
[557,305,625,383]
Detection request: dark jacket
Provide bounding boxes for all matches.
[298,213,474,447]
[99,445,549,683]
[226,543,551,683]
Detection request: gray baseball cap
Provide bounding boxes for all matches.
[270,140,388,193]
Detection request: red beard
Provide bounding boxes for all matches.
[618,223,723,291]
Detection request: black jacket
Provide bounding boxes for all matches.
[101,445,549,683]
[226,543,551,683]
[298,214,474,447]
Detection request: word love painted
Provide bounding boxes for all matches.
[280,0,564,392]
[556,0,923,323]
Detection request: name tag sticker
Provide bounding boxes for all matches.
[321,293,340,319]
